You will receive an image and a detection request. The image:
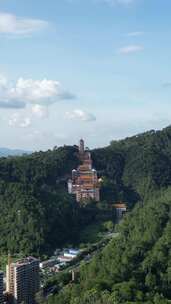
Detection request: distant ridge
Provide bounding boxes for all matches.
[0,147,31,157]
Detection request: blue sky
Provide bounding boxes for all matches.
[0,0,171,150]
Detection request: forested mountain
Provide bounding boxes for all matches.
[1,126,171,261]
[0,148,31,157]
[44,125,171,304]
[93,126,171,201]
[0,146,81,256]
[53,189,171,304]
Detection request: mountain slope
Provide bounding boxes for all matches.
[0,147,31,157]
[1,126,171,258]
[53,189,171,304]
[92,126,171,203]
[47,126,171,304]
[0,146,81,255]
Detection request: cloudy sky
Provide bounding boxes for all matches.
[0,0,171,150]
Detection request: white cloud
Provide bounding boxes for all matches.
[0,12,48,35]
[9,78,72,104]
[31,104,48,118]
[9,113,31,128]
[65,109,96,122]
[0,76,75,108]
[118,45,144,54]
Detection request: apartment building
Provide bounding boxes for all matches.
[6,257,39,304]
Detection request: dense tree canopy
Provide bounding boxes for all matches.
[0,146,82,255]
[1,126,171,281]
[52,189,171,303]
[41,125,171,303]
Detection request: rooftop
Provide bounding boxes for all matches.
[114,203,127,209]
[12,256,39,267]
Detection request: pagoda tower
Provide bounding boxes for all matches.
[68,139,100,203]
[79,139,85,155]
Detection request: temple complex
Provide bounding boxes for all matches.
[68,139,100,203]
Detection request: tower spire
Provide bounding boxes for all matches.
[79,139,84,154]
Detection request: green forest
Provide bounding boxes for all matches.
[1,126,171,302]
[0,145,82,256]
[52,189,171,304]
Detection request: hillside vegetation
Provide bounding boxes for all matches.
[93,126,171,203]
[1,126,171,260]
[0,146,81,256]
[53,189,171,303]
[44,126,171,304]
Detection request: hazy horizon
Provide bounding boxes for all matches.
[1,124,170,153]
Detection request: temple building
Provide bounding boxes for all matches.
[68,139,100,203]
